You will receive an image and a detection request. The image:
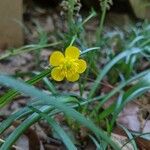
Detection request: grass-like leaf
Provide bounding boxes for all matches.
[28,106,77,150]
[0,68,51,107]
[89,47,142,98]
[0,75,120,150]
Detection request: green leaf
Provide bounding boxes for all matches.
[0,75,120,150]
[98,72,150,128]
[119,124,138,150]
[28,106,77,150]
[90,70,149,117]
[0,107,32,134]
[0,42,61,60]
[0,68,51,107]
[89,47,142,98]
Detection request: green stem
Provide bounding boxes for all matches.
[68,0,75,30]
[96,0,108,43]
[69,35,77,46]
[81,10,97,25]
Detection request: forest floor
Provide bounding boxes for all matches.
[0,3,150,150]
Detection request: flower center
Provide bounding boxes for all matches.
[60,57,79,75]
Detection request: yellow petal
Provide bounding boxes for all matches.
[66,73,79,82]
[50,51,64,66]
[51,67,65,81]
[65,46,80,59]
[77,59,87,73]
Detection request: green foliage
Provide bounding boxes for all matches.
[0,0,150,149]
[0,75,119,150]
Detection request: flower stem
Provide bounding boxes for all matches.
[96,0,108,43]
[69,35,77,46]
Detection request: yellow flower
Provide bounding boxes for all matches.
[49,46,87,82]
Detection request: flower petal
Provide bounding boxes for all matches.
[66,73,79,82]
[77,59,87,73]
[50,51,64,66]
[65,46,80,59]
[51,67,65,81]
